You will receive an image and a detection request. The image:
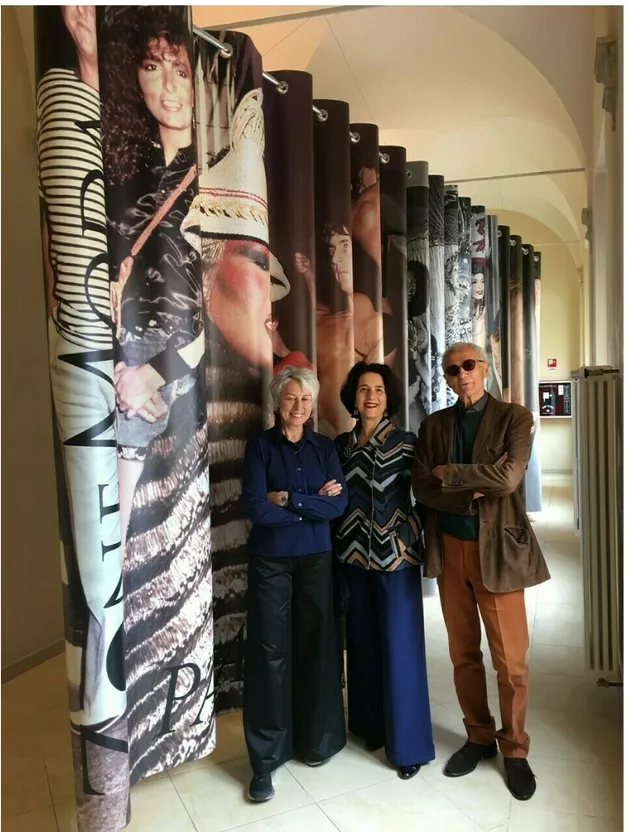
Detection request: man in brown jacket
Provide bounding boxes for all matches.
[412,342,550,801]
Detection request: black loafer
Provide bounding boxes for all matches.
[398,764,421,780]
[504,757,536,800]
[304,757,330,767]
[444,740,498,777]
[248,773,274,802]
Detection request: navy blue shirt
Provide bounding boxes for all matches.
[242,426,348,556]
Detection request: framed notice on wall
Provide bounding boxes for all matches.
[539,380,572,417]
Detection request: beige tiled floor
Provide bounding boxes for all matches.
[2,476,623,832]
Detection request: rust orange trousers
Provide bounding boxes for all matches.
[438,533,530,758]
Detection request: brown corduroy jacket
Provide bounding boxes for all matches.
[412,394,550,593]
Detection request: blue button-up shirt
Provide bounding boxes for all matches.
[242,426,348,556]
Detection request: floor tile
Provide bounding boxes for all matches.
[420,757,512,830]
[525,757,622,820]
[285,736,397,801]
[508,802,622,831]
[171,759,313,832]
[319,776,484,831]
[126,777,196,831]
[2,808,58,832]
[230,804,339,831]
[1,749,52,818]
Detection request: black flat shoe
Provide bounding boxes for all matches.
[444,740,498,777]
[398,764,421,780]
[248,773,274,802]
[304,757,330,767]
[365,738,384,752]
[504,757,536,800]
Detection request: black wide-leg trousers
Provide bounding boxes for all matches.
[243,551,347,774]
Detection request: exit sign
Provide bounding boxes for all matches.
[547,358,557,369]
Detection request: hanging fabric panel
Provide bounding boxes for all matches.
[457,197,473,343]
[485,215,502,399]
[498,225,512,403]
[443,184,459,406]
[313,99,355,437]
[183,30,272,714]
[534,251,542,360]
[264,70,317,381]
[523,244,543,511]
[509,235,525,407]
[34,7,130,829]
[98,1,215,795]
[380,145,409,426]
[428,174,446,411]
[471,205,487,351]
[443,185,460,347]
[350,123,385,364]
[407,172,432,433]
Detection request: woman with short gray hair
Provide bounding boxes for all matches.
[242,366,348,803]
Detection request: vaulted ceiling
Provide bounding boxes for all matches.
[194,5,594,266]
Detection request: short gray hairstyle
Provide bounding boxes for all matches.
[442,342,487,371]
[270,365,320,408]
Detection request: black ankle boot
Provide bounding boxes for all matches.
[444,740,497,777]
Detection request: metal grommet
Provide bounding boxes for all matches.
[277,80,289,95]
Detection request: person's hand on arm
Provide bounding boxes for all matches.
[284,446,348,521]
[242,441,304,526]
[411,421,476,514]
[440,408,534,498]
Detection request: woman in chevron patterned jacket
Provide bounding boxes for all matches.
[334,362,435,780]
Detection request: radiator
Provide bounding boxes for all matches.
[572,366,623,682]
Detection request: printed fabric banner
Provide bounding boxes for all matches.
[264,70,316,381]
[313,99,355,437]
[457,196,473,343]
[35,7,129,829]
[443,184,459,406]
[350,123,385,364]
[486,215,502,399]
[428,174,446,411]
[407,171,432,432]
[498,225,512,402]
[182,30,273,714]
[523,244,542,511]
[471,205,487,351]
[98,2,214,791]
[380,145,409,427]
[509,235,525,406]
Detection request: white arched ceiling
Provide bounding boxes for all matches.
[193,4,591,254]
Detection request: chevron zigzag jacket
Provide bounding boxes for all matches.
[334,418,424,571]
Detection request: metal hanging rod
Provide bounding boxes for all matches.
[192,26,389,162]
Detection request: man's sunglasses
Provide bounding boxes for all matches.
[444,358,486,377]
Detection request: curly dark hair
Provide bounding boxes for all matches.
[340,362,403,418]
[99,7,192,185]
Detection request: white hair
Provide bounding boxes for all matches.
[442,342,487,371]
[270,365,320,408]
